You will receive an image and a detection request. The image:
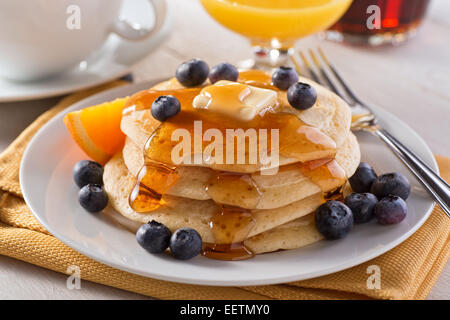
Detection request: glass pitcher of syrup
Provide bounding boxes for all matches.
[326,0,432,46]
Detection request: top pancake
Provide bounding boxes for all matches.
[121,73,352,173]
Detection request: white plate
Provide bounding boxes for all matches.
[20,80,438,286]
[0,1,171,103]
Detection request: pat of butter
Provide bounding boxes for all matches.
[193,80,277,121]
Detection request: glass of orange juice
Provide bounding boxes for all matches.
[200,0,353,69]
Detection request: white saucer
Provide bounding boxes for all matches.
[0,1,171,103]
[20,81,437,286]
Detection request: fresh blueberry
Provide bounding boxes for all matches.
[175,58,209,87]
[136,220,172,254]
[349,162,377,193]
[78,184,108,213]
[272,66,299,90]
[73,160,103,188]
[315,201,353,240]
[344,192,378,223]
[151,95,181,121]
[370,172,411,200]
[209,62,239,84]
[287,82,317,110]
[374,195,407,225]
[170,228,202,260]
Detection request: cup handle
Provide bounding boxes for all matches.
[111,0,167,41]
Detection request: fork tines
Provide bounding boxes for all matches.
[290,48,359,108]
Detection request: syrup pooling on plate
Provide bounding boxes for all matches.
[202,243,254,261]
[126,70,348,260]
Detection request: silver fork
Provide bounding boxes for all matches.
[291,48,450,218]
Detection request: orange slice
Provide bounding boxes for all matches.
[64,97,128,165]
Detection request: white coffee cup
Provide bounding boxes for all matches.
[0,0,167,81]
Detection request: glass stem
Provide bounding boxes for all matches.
[253,46,294,69]
[238,42,295,70]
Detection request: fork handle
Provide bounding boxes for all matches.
[373,128,450,218]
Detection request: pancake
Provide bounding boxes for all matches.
[122,132,360,209]
[121,75,352,173]
[104,152,326,244]
[244,214,323,254]
[102,205,322,255]
[151,76,351,148]
[104,72,357,257]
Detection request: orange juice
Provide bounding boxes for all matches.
[200,0,353,46]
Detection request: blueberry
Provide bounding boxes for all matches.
[349,162,377,193]
[287,82,317,110]
[73,160,103,188]
[78,184,108,213]
[169,228,202,260]
[209,62,239,84]
[151,95,181,121]
[375,195,407,225]
[272,66,299,90]
[175,58,209,87]
[370,172,411,200]
[315,201,353,240]
[344,192,378,223]
[136,220,172,254]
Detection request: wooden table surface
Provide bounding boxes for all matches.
[0,0,448,299]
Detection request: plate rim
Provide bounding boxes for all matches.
[19,80,438,286]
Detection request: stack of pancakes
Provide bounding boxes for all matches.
[103,73,360,256]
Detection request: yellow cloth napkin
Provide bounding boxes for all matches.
[0,82,448,300]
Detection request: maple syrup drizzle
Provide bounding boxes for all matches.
[206,172,262,209]
[324,186,345,202]
[299,158,347,192]
[201,173,261,259]
[122,88,201,117]
[129,161,178,212]
[238,69,277,90]
[201,205,256,260]
[126,70,348,260]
